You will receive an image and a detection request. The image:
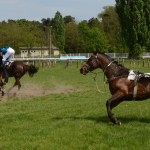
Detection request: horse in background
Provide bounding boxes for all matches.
[1,61,38,96]
[80,51,150,125]
[0,53,4,96]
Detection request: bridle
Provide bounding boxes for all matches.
[85,54,115,83]
[84,63,91,72]
[84,55,98,73]
[83,54,116,94]
[86,54,114,73]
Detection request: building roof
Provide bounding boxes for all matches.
[20,46,59,50]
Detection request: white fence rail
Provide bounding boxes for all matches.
[14,53,150,61]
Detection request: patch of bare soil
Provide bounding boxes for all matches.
[0,83,81,100]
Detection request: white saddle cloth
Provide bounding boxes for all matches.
[128,70,150,80]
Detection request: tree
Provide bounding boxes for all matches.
[98,6,127,52]
[64,15,76,24]
[53,11,65,52]
[144,0,150,50]
[0,19,45,53]
[88,18,102,28]
[64,22,80,53]
[78,21,109,53]
[116,0,150,58]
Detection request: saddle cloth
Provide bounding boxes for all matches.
[128,70,150,80]
[128,70,150,99]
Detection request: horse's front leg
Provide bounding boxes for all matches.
[7,78,21,92]
[0,85,5,96]
[106,92,124,125]
[14,78,21,91]
[7,82,17,92]
[18,80,21,91]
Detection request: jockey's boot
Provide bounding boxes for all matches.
[3,77,8,85]
[3,68,9,85]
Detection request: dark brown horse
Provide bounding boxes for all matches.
[1,61,38,95]
[0,54,4,95]
[80,51,150,125]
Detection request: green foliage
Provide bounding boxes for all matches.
[64,15,75,24]
[64,22,80,53]
[3,5,150,54]
[53,11,65,52]
[116,0,150,58]
[0,20,45,53]
[78,20,109,52]
[98,6,127,53]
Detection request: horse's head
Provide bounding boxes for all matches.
[80,54,100,75]
[28,65,38,77]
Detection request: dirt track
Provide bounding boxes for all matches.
[1,83,79,100]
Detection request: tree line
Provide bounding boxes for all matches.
[0,0,149,59]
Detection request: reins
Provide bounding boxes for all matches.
[85,55,116,94]
[90,71,106,94]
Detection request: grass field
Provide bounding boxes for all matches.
[0,61,150,150]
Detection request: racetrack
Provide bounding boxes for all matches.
[1,82,82,101]
[1,62,150,149]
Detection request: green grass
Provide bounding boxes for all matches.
[0,62,150,150]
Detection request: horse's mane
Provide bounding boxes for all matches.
[94,51,113,61]
[94,51,129,75]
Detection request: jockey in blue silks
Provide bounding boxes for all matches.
[0,46,15,84]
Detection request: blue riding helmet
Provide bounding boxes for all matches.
[0,46,10,54]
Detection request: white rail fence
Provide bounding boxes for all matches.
[13,52,150,61]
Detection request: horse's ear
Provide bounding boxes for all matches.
[93,49,101,55]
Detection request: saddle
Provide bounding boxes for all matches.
[128,70,150,99]
[128,70,150,81]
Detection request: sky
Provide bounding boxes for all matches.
[0,0,116,22]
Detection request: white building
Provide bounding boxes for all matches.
[20,46,60,58]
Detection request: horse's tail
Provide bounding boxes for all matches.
[28,64,38,77]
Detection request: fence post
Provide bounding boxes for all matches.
[148,59,150,68]
[64,60,69,68]
[142,59,145,67]
[130,59,132,67]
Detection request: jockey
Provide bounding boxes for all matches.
[0,46,15,65]
[0,46,15,84]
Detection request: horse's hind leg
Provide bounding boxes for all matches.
[7,80,18,92]
[0,75,4,96]
[0,82,5,96]
[0,86,5,96]
[106,92,124,125]
[18,82,21,91]
[7,84,16,92]
[7,79,21,93]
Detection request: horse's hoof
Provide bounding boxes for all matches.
[113,119,121,125]
[117,121,121,125]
